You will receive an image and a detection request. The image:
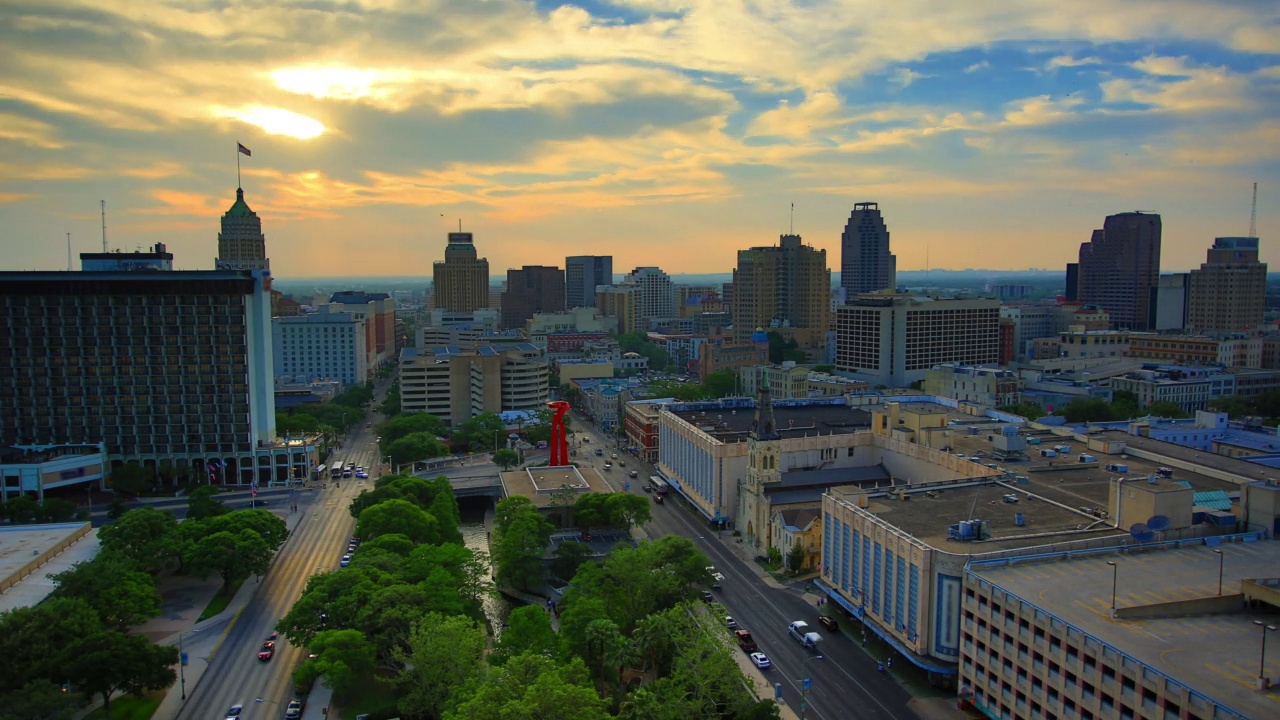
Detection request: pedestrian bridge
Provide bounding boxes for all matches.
[414,471,505,499]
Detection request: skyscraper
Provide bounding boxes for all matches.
[216,188,270,272]
[565,255,612,309]
[1187,237,1267,333]
[840,202,896,297]
[732,235,831,348]
[624,267,676,323]
[1077,212,1162,330]
[501,265,566,330]
[433,232,490,312]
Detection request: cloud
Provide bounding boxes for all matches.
[1101,55,1251,112]
[890,68,930,89]
[964,61,990,73]
[120,162,187,180]
[0,112,63,148]
[0,192,33,204]
[1046,55,1104,70]
[212,105,327,140]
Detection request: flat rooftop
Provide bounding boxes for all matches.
[1092,430,1277,484]
[0,523,99,612]
[500,465,613,509]
[971,542,1280,720]
[671,405,873,443]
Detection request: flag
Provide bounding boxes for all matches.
[238,143,252,157]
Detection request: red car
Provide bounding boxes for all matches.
[258,640,275,661]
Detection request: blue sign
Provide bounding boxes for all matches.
[803,677,811,692]
[180,652,188,666]
[774,683,783,700]
[624,482,630,491]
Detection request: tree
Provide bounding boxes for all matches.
[492,605,558,666]
[550,541,594,584]
[491,497,554,593]
[204,508,289,552]
[766,331,805,363]
[308,629,376,698]
[387,432,451,465]
[454,412,507,452]
[1059,398,1114,423]
[1147,401,1187,418]
[63,631,177,718]
[98,507,177,572]
[187,529,272,590]
[2,495,39,524]
[446,653,610,720]
[428,487,464,546]
[493,448,521,470]
[395,613,487,719]
[108,463,153,498]
[0,679,80,720]
[703,369,739,398]
[0,598,102,694]
[357,498,440,545]
[52,557,160,630]
[785,544,806,576]
[605,493,652,530]
[39,498,77,523]
[186,485,229,521]
[379,412,448,451]
[997,402,1045,421]
[380,381,401,417]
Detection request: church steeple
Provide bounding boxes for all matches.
[752,373,780,440]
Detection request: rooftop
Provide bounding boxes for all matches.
[970,541,1280,720]
[768,465,892,505]
[669,403,873,443]
[499,465,614,509]
[0,523,98,612]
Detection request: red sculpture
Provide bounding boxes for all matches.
[547,401,571,466]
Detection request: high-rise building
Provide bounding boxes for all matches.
[329,291,397,369]
[501,265,565,330]
[624,267,676,324]
[732,234,831,348]
[432,232,490,312]
[81,243,173,272]
[0,270,284,479]
[215,189,271,272]
[1064,262,1079,301]
[1187,236,1267,333]
[565,256,612,309]
[840,202,896,296]
[1149,273,1189,331]
[399,344,549,425]
[596,284,639,334]
[835,296,1000,387]
[273,306,368,385]
[1077,212,1162,330]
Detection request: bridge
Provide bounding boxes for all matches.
[414,470,505,499]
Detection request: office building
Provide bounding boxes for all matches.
[215,188,271,272]
[1064,262,1079,301]
[623,267,676,326]
[432,232,490,312]
[597,283,640,334]
[1187,237,1267,333]
[923,364,1022,407]
[525,307,618,348]
[501,265,565,330]
[841,202,896,296]
[1149,273,1189,331]
[273,306,368,386]
[0,270,305,483]
[328,291,397,368]
[739,363,811,400]
[733,234,831,349]
[1109,366,1236,414]
[835,296,1000,387]
[80,243,173,272]
[1077,212,1162,330]
[399,344,549,425]
[698,333,769,382]
[565,255,612,309]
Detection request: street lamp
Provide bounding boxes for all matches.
[1106,561,1118,614]
[799,655,825,720]
[1256,621,1277,690]
[1213,549,1224,596]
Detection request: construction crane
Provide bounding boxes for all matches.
[1249,182,1258,239]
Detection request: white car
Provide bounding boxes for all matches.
[225,705,243,720]
[340,554,351,567]
[725,616,738,629]
[749,652,772,669]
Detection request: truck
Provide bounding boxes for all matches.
[788,620,822,649]
[735,630,758,652]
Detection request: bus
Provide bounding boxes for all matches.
[649,477,670,495]
[330,464,343,479]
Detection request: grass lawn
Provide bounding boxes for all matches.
[83,691,163,720]
[199,576,246,620]
[336,677,399,720]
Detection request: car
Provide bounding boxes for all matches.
[356,471,369,479]
[284,699,304,719]
[701,591,714,603]
[725,616,738,629]
[226,705,244,720]
[612,453,618,459]
[343,469,353,477]
[619,461,626,467]
[629,470,638,478]
[653,494,663,504]
[356,466,364,472]
[818,616,839,631]
[340,554,352,567]
[749,652,772,670]
[258,641,275,661]
[643,484,652,493]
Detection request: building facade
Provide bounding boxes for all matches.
[923,364,1022,407]
[501,265,566,331]
[1187,237,1267,334]
[596,284,640,334]
[399,344,549,425]
[835,296,1001,387]
[565,255,612,309]
[732,234,831,349]
[329,291,396,369]
[81,243,174,272]
[841,202,896,296]
[623,267,676,327]
[215,189,271,272]
[698,334,769,382]
[273,306,368,385]
[740,363,811,399]
[432,232,491,312]
[1077,212,1162,330]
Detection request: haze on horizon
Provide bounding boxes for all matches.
[1,0,1277,277]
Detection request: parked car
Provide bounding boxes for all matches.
[284,699,304,719]
[701,591,714,603]
[817,616,838,631]
[340,554,351,567]
[735,630,757,652]
[257,641,275,661]
[749,652,772,670]
[725,616,738,629]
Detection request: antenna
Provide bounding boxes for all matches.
[1249,182,1258,238]
[790,202,794,234]
[100,200,107,252]
[66,232,72,271]
[458,218,462,232]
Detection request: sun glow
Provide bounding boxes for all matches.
[214,105,325,140]
[271,66,410,104]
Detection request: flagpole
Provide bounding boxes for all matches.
[237,145,241,189]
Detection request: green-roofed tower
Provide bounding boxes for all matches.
[216,187,271,272]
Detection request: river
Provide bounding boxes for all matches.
[460,501,513,637]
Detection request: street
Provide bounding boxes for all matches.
[570,414,917,720]
[173,391,390,720]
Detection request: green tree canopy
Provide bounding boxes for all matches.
[51,557,160,630]
[203,508,289,551]
[187,529,272,589]
[357,498,441,545]
[454,412,507,452]
[379,412,448,451]
[38,498,78,523]
[1147,401,1188,418]
[493,448,521,470]
[387,432,451,465]
[0,679,81,720]
[491,497,555,593]
[308,628,377,697]
[446,653,610,720]
[185,485,230,521]
[703,369,739,398]
[2,495,40,524]
[63,631,177,717]
[97,507,178,572]
[492,605,559,666]
[0,598,102,694]
[395,613,488,719]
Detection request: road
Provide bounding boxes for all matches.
[175,387,390,720]
[570,413,917,720]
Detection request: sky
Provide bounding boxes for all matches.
[1,0,1279,278]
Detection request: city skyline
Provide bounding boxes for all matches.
[1,1,1278,276]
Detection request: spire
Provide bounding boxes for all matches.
[224,187,255,218]
[752,372,780,441]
